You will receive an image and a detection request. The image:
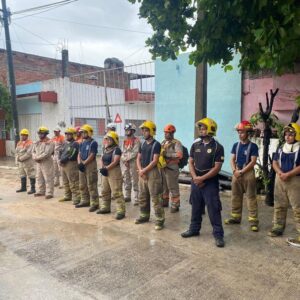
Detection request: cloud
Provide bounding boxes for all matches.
[5,0,152,66]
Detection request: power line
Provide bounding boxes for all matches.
[12,0,78,15]
[17,15,152,35]
[13,22,55,46]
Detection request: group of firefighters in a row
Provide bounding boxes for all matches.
[15,118,300,248]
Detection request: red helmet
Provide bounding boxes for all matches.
[235,120,253,132]
[75,126,81,132]
[164,124,176,133]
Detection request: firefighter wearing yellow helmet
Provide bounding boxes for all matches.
[181,117,225,247]
[136,120,165,230]
[58,127,81,204]
[269,122,300,248]
[76,124,99,212]
[98,131,126,219]
[32,126,55,199]
[15,128,36,194]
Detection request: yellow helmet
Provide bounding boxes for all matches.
[38,126,49,134]
[65,127,76,135]
[20,128,29,135]
[80,124,93,137]
[105,131,119,145]
[284,123,300,141]
[140,120,156,137]
[196,118,218,136]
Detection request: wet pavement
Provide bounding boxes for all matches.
[0,166,300,300]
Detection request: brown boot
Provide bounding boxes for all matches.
[45,195,53,199]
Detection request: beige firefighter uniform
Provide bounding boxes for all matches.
[100,166,125,217]
[32,138,55,196]
[138,167,165,225]
[271,142,300,236]
[15,139,35,179]
[121,137,140,203]
[161,139,183,209]
[51,134,65,186]
[59,139,80,204]
[230,170,258,224]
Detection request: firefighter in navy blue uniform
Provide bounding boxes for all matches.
[225,120,259,232]
[269,123,300,248]
[181,118,225,247]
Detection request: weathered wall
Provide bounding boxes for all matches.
[243,73,300,125]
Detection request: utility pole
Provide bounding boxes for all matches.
[1,0,19,143]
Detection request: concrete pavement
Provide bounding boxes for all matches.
[0,166,299,300]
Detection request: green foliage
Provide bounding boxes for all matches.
[130,0,300,74]
[250,112,284,141]
[0,84,12,129]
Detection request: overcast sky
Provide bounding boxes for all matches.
[3,0,152,67]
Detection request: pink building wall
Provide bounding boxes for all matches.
[242,73,300,125]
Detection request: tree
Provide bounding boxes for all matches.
[129,0,300,74]
[0,83,13,130]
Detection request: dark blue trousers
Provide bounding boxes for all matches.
[189,180,224,238]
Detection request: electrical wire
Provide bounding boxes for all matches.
[13,22,55,46]
[19,15,152,35]
[12,0,78,15]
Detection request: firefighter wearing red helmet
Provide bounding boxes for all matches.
[160,124,183,213]
[225,120,260,232]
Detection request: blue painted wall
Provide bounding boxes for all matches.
[155,53,241,173]
[155,53,196,151]
[16,82,42,95]
[207,55,241,172]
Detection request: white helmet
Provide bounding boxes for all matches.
[124,123,136,132]
[54,126,61,132]
[107,123,117,131]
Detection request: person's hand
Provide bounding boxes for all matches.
[78,162,85,172]
[279,172,290,181]
[193,176,203,186]
[233,170,241,178]
[99,167,108,177]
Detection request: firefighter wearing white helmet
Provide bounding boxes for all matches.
[32,126,55,199]
[15,128,36,194]
[121,123,141,205]
[76,124,99,212]
[51,126,65,188]
[269,123,300,248]
[135,120,165,231]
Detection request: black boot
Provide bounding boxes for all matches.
[27,178,36,194]
[16,177,27,193]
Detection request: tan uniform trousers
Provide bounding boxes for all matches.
[122,159,139,201]
[18,159,35,179]
[53,156,61,186]
[79,159,99,207]
[273,176,300,233]
[231,170,258,225]
[138,167,165,225]
[61,161,80,203]
[100,166,125,215]
[161,165,180,208]
[36,157,54,196]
